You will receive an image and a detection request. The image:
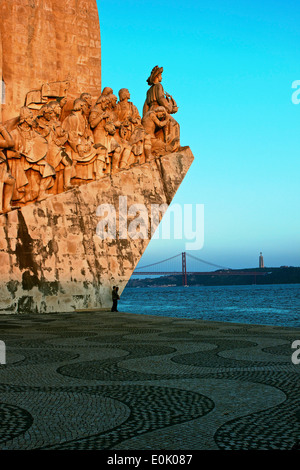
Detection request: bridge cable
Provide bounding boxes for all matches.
[134,253,182,271]
[186,253,231,270]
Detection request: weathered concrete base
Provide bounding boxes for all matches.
[0,147,194,313]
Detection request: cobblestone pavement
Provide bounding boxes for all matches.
[0,310,299,450]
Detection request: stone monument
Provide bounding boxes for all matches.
[0,3,194,313]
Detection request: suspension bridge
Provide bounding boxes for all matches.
[132,252,267,286]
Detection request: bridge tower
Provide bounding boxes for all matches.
[182,252,188,286]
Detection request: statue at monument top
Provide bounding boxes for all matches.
[143,66,180,153]
[143,66,179,117]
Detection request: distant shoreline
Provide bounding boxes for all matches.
[128,267,300,288]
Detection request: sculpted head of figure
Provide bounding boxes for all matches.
[39,104,55,121]
[101,87,113,97]
[99,87,114,110]
[19,107,34,127]
[96,95,109,110]
[80,93,92,108]
[73,98,86,113]
[80,93,93,116]
[154,106,167,120]
[109,94,118,109]
[48,100,61,118]
[118,88,130,102]
[147,66,163,86]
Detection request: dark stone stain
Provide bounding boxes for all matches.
[37,208,45,218]
[177,155,184,174]
[6,280,19,297]
[118,239,130,249]
[17,296,37,314]
[48,214,60,227]
[22,271,39,291]
[38,281,59,296]
[0,304,15,312]
[155,158,172,205]
[47,239,58,256]
[73,193,102,286]
[15,211,38,276]
[72,295,84,301]
[83,295,91,307]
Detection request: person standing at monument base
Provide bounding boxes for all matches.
[111,286,120,312]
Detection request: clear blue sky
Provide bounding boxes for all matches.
[98,0,300,269]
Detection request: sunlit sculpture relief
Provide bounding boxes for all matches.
[7,107,56,205]
[25,81,70,114]
[0,66,181,212]
[35,103,73,194]
[89,92,122,175]
[143,65,180,153]
[114,88,146,168]
[115,88,141,141]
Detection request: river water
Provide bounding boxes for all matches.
[120,284,300,327]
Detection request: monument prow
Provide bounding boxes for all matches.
[0,147,193,313]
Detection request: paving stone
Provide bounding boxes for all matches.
[0,310,299,449]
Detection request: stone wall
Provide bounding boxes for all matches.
[0,147,194,313]
[0,0,101,121]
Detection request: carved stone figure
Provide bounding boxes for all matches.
[58,96,73,123]
[114,89,141,141]
[128,126,149,164]
[89,93,124,173]
[7,107,56,204]
[36,104,73,194]
[143,66,180,151]
[89,95,110,146]
[102,121,122,174]
[80,93,93,120]
[95,90,136,171]
[141,106,171,158]
[35,105,55,139]
[101,87,114,101]
[143,66,178,115]
[62,98,94,163]
[115,88,153,167]
[74,141,108,184]
[107,93,118,120]
[48,100,63,121]
[0,124,15,214]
